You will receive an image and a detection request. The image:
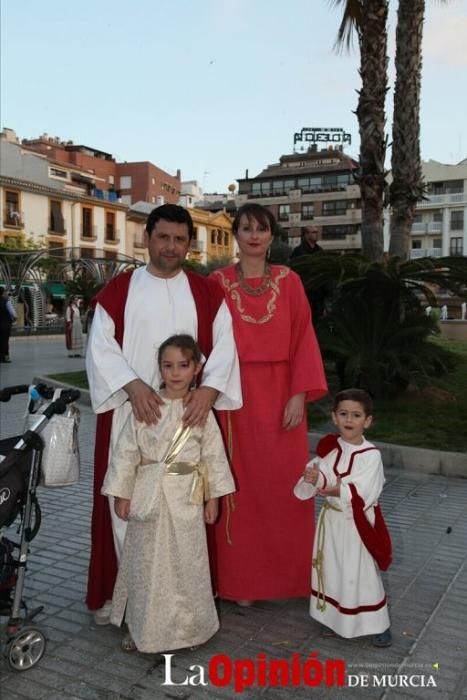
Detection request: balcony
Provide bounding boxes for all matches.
[48,225,67,236]
[417,192,466,208]
[411,221,443,234]
[91,188,121,202]
[81,225,98,241]
[105,229,121,245]
[3,211,24,228]
[410,248,442,259]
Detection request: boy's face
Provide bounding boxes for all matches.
[332,400,372,445]
[159,346,201,398]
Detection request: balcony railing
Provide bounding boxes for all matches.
[410,248,442,259]
[417,192,466,208]
[4,211,24,228]
[81,225,98,240]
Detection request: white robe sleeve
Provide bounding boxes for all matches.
[339,450,385,510]
[200,301,242,411]
[102,414,142,499]
[85,303,138,414]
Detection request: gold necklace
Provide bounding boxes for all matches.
[236,262,272,296]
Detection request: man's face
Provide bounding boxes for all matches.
[144,219,191,278]
[304,228,319,246]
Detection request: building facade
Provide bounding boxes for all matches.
[237,146,361,251]
[405,158,467,258]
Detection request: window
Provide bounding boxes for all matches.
[48,241,65,256]
[151,177,156,185]
[302,204,314,219]
[4,190,21,226]
[321,225,358,240]
[224,232,229,246]
[272,180,284,195]
[217,230,223,245]
[121,194,132,206]
[108,175,115,185]
[450,237,463,256]
[106,211,116,241]
[433,238,442,249]
[49,200,65,233]
[151,196,156,203]
[49,167,68,179]
[82,207,93,237]
[322,200,348,216]
[278,204,290,222]
[120,175,132,189]
[433,210,443,223]
[411,240,422,249]
[450,211,464,230]
[211,230,216,245]
[413,213,423,224]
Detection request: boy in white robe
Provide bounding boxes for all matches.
[102,334,235,653]
[294,389,392,647]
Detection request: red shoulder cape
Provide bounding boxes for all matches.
[316,433,392,571]
[86,268,223,610]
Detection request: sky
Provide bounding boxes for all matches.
[1,0,467,193]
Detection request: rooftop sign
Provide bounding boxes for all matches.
[294,127,351,150]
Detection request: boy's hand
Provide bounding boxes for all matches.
[204,497,219,524]
[304,464,320,485]
[317,479,341,497]
[114,497,131,521]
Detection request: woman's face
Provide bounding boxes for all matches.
[235,214,273,259]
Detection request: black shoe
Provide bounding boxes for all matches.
[372,628,392,647]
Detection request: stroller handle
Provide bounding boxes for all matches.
[0,385,30,402]
[42,390,81,419]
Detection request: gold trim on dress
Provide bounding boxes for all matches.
[214,266,290,324]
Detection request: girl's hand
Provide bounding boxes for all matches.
[114,497,131,521]
[204,498,219,524]
[283,393,305,431]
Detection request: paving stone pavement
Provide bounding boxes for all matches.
[1,337,467,699]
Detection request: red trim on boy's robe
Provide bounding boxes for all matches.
[315,433,392,574]
[311,588,387,615]
[86,268,224,610]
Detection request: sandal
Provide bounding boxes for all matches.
[121,633,137,652]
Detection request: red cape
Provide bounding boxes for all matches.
[316,433,392,571]
[86,269,224,610]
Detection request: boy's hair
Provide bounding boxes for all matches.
[157,334,202,369]
[332,389,373,416]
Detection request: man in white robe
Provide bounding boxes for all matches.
[85,204,241,619]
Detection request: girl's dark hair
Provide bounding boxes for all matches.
[232,203,277,237]
[157,334,202,369]
[332,389,374,416]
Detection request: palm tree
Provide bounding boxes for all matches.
[331,0,388,262]
[388,0,426,259]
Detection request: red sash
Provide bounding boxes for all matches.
[86,269,223,610]
[316,433,392,572]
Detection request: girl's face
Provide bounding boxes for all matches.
[235,214,273,260]
[331,400,372,445]
[159,346,201,398]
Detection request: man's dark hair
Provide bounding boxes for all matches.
[332,389,374,416]
[145,204,195,240]
[232,203,277,237]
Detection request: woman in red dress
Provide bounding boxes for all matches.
[211,203,327,604]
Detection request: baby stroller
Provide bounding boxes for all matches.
[0,383,80,671]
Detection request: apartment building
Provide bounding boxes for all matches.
[237,145,361,251]
[407,158,467,258]
[0,136,127,259]
[20,131,181,207]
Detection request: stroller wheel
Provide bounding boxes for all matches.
[7,626,46,671]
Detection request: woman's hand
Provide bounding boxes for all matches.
[204,498,219,524]
[114,497,130,521]
[283,393,305,431]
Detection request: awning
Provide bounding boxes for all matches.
[44,282,67,299]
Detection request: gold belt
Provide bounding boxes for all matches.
[312,500,341,611]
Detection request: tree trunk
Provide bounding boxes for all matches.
[355,0,388,262]
[389,0,425,259]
